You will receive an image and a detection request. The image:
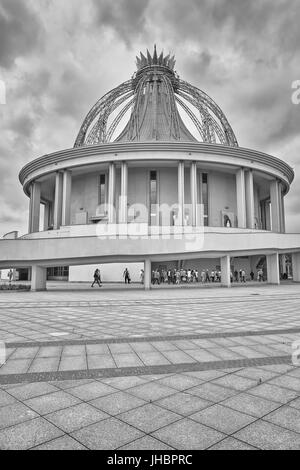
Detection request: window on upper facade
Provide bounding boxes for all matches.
[98,174,106,207]
[202,173,209,226]
[150,170,158,225]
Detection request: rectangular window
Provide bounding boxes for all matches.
[150,170,158,225]
[202,173,209,226]
[98,174,106,207]
[47,266,69,279]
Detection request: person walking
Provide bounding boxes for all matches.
[91,268,102,287]
[123,268,131,284]
[8,269,14,284]
[241,269,246,283]
[140,269,144,284]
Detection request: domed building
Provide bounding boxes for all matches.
[1,46,300,290]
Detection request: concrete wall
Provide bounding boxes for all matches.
[68,167,240,228]
[71,172,99,224]
[209,171,237,227]
[128,168,148,222]
[69,262,144,283]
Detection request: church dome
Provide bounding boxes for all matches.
[74,46,238,147]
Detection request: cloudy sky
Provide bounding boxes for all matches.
[0,0,300,236]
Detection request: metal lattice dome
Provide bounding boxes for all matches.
[74,46,238,148]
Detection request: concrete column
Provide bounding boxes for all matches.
[278,183,285,233]
[119,162,128,224]
[144,258,151,290]
[53,172,63,230]
[265,201,271,230]
[292,253,300,282]
[190,162,198,226]
[29,182,41,233]
[28,188,33,234]
[178,161,185,226]
[236,169,246,228]
[281,192,286,233]
[62,170,72,226]
[108,162,116,223]
[245,170,255,229]
[266,253,280,284]
[221,255,231,287]
[43,203,50,231]
[270,180,281,232]
[31,265,47,291]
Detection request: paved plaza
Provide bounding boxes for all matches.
[0,283,300,450]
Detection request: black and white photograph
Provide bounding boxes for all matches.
[0,0,300,455]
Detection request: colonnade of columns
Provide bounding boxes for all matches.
[142,251,300,291]
[235,168,285,232]
[28,162,286,234]
[30,251,300,291]
[28,170,72,233]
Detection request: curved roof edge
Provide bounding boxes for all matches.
[19,141,294,187]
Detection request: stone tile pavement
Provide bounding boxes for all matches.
[1,364,300,449]
[0,284,300,449]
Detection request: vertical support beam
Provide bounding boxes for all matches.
[245,170,255,229]
[29,182,41,233]
[270,179,281,232]
[236,168,246,228]
[278,183,285,233]
[119,161,128,224]
[43,203,50,231]
[266,253,280,284]
[178,161,185,226]
[190,162,198,226]
[28,186,33,233]
[221,255,231,287]
[62,170,72,226]
[53,172,63,230]
[108,162,116,223]
[292,253,300,282]
[31,265,47,291]
[265,201,271,230]
[281,191,286,233]
[144,258,151,290]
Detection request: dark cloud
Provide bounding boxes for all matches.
[92,0,150,47]
[0,0,300,236]
[0,0,44,68]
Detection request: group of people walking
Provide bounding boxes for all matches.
[151,267,265,285]
[152,268,203,285]
[91,266,265,287]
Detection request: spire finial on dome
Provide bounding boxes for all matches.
[136,46,175,71]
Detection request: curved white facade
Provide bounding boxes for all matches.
[1,47,300,290]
